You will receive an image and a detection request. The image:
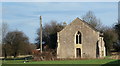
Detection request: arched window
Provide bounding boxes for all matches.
[76,31,81,44]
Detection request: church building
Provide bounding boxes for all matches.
[57,18,106,58]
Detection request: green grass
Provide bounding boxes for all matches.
[2,59,119,64]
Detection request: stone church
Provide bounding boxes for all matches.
[57,18,106,59]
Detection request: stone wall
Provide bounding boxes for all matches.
[57,18,105,59]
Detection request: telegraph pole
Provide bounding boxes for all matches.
[40,16,42,53]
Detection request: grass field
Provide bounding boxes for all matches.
[2,59,120,64]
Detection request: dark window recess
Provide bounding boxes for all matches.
[79,35,81,44]
[76,31,81,44]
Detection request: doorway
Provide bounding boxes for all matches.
[76,48,81,58]
[96,41,99,58]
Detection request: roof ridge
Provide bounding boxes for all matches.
[74,17,99,32]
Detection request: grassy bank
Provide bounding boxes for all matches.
[2,59,120,64]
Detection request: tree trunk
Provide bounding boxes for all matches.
[14,52,17,58]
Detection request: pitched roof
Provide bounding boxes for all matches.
[73,17,99,32]
[59,17,99,33]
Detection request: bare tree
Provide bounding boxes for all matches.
[103,27,118,55]
[3,30,31,57]
[36,21,64,49]
[82,11,102,31]
[2,22,9,58]
[0,23,1,44]
[2,22,9,43]
[113,21,120,52]
[0,23,2,57]
[114,21,120,42]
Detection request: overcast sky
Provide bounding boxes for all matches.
[1,2,118,43]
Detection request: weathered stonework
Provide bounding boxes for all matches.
[57,18,106,59]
